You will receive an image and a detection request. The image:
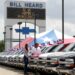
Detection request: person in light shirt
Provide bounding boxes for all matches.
[31,43,41,58]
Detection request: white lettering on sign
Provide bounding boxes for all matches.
[10,2,22,7]
[9,1,45,9]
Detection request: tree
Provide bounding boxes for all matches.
[0,40,5,52]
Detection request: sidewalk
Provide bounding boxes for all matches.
[0,65,37,75]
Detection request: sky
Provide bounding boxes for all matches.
[0,0,75,40]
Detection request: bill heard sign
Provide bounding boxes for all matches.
[6,1,45,9]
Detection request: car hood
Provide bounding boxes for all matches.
[39,52,75,58]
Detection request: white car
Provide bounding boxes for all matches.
[39,52,75,67]
[57,52,75,69]
[39,52,67,58]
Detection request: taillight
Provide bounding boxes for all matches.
[66,64,75,68]
[53,61,59,64]
[69,64,75,68]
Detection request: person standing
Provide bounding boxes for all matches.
[24,44,29,75]
[31,43,41,58]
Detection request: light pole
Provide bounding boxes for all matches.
[9,27,13,49]
[25,22,26,39]
[3,31,6,50]
[18,22,22,48]
[62,0,64,43]
[34,13,37,45]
